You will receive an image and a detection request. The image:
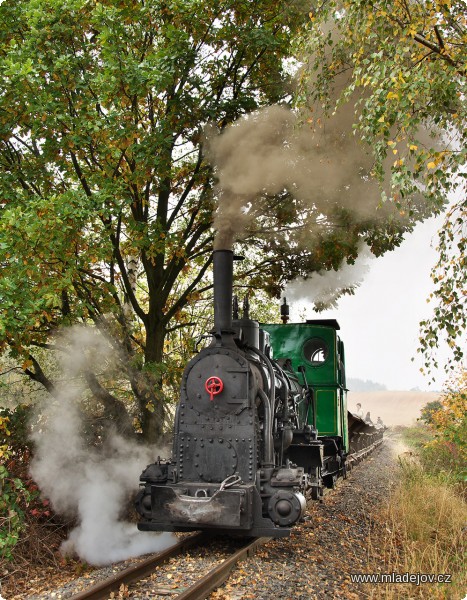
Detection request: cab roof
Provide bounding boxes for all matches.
[305,319,340,330]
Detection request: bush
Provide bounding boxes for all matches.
[425,370,467,483]
[0,409,34,560]
[419,400,443,425]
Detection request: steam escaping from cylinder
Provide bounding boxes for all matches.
[29,326,175,566]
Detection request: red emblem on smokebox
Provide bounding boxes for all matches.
[205,376,224,401]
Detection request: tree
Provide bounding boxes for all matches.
[419,201,467,377]
[300,0,467,374]
[0,0,446,441]
[0,0,322,440]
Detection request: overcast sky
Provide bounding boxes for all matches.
[288,214,451,391]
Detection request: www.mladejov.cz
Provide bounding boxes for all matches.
[350,572,452,585]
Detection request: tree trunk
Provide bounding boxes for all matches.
[138,315,168,443]
[84,371,135,438]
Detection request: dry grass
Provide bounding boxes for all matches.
[368,456,467,599]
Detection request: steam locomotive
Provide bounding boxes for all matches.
[136,250,383,537]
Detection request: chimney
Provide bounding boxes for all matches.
[213,250,234,336]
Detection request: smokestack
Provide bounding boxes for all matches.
[213,250,234,335]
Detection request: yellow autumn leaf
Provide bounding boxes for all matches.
[409,144,418,151]
[0,444,11,458]
[427,162,436,169]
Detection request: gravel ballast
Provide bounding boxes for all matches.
[4,436,401,599]
[209,437,398,600]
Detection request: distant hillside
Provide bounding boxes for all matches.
[348,391,440,427]
[347,377,387,392]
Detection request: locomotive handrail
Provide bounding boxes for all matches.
[257,388,274,467]
[178,474,244,504]
[298,365,316,429]
[219,474,242,490]
[245,344,276,410]
[178,493,217,504]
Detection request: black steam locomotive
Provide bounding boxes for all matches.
[136,250,383,537]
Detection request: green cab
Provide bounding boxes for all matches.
[262,320,349,451]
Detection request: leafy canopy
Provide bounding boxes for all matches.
[0,0,312,438]
[300,0,467,374]
[2,0,464,437]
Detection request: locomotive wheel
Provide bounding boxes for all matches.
[268,490,306,526]
[311,485,322,501]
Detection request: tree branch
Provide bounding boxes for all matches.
[83,371,135,437]
[23,355,56,395]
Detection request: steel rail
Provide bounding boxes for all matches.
[68,531,206,600]
[175,537,268,600]
[68,533,268,600]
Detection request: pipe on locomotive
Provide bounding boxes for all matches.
[257,388,274,466]
[212,249,235,336]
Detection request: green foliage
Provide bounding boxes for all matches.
[2,0,463,439]
[300,0,467,375]
[0,463,30,561]
[301,0,466,204]
[0,410,33,560]
[419,399,443,425]
[0,0,308,439]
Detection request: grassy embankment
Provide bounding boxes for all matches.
[368,420,466,600]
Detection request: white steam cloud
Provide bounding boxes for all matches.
[29,326,175,566]
[285,245,373,309]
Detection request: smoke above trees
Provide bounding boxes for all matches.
[206,97,431,308]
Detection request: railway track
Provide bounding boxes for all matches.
[56,442,384,600]
[68,532,268,600]
[66,441,382,600]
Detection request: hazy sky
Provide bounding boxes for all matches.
[288,214,451,391]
